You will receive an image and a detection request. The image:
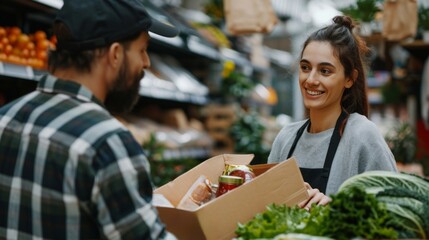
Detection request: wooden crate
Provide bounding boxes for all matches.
[203,104,238,155]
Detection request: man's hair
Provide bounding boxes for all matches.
[48,22,141,73]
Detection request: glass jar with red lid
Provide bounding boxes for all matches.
[215,175,243,197]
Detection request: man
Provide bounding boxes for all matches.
[0,0,178,239]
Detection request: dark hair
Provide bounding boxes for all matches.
[301,15,370,117]
[48,22,141,73]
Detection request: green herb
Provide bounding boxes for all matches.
[318,187,397,240]
[235,187,397,240]
[235,204,327,239]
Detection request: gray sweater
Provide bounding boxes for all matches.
[268,113,398,195]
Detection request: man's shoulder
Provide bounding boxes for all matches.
[65,104,128,141]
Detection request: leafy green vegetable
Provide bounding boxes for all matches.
[338,171,429,239]
[273,233,333,240]
[376,187,429,239]
[317,187,397,240]
[235,187,397,240]
[338,171,429,196]
[235,204,327,239]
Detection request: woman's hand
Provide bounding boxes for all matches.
[298,182,332,210]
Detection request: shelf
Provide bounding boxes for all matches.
[160,147,210,161]
[401,40,429,49]
[186,35,220,61]
[139,86,208,105]
[401,40,429,61]
[0,61,39,81]
[0,61,208,105]
[1,0,213,106]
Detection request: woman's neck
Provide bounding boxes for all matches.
[308,107,342,133]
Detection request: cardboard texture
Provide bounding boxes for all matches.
[154,154,308,240]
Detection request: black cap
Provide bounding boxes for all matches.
[55,0,179,51]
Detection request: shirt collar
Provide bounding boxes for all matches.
[37,74,105,107]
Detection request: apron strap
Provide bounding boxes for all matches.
[287,110,349,193]
[287,120,310,159]
[323,110,348,169]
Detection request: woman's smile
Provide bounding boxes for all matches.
[305,88,325,96]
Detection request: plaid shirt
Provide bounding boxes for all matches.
[0,74,167,239]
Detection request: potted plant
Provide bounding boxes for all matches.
[384,122,424,176]
[340,0,381,36]
[229,111,270,164]
[418,5,429,42]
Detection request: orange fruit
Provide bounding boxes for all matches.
[8,27,21,36]
[32,59,44,69]
[0,53,7,61]
[8,34,18,45]
[26,42,35,50]
[34,30,47,41]
[36,39,49,50]
[29,49,36,58]
[7,54,21,65]
[27,58,36,67]
[4,45,12,55]
[12,48,21,56]
[1,37,9,45]
[20,48,29,58]
[17,34,30,48]
[36,50,47,61]
[0,27,6,37]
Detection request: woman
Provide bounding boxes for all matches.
[268,16,397,209]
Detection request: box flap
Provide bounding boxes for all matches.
[154,154,254,206]
[157,207,206,240]
[251,163,277,176]
[196,157,308,240]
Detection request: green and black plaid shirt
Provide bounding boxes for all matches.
[0,74,166,239]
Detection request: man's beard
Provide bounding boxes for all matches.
[104,56,143,114]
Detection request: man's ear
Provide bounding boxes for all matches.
[346,69,358,89]
[107,42,124,68]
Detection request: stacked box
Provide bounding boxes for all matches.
[203,104,237,155]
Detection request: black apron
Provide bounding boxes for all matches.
[287,111,348,194]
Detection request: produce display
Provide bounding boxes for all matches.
[235,171,429,240]
[339,171,429,239]
[0,26,56,69]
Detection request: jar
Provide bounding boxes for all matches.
[223,164,255,183]
[215,175,243,197]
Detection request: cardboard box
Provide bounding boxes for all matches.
[154,154,308,240]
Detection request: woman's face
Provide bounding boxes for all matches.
[299,41,353,114]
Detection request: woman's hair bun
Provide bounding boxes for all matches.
[333,15,355,31]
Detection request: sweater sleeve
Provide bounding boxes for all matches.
[354,120,398,173]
